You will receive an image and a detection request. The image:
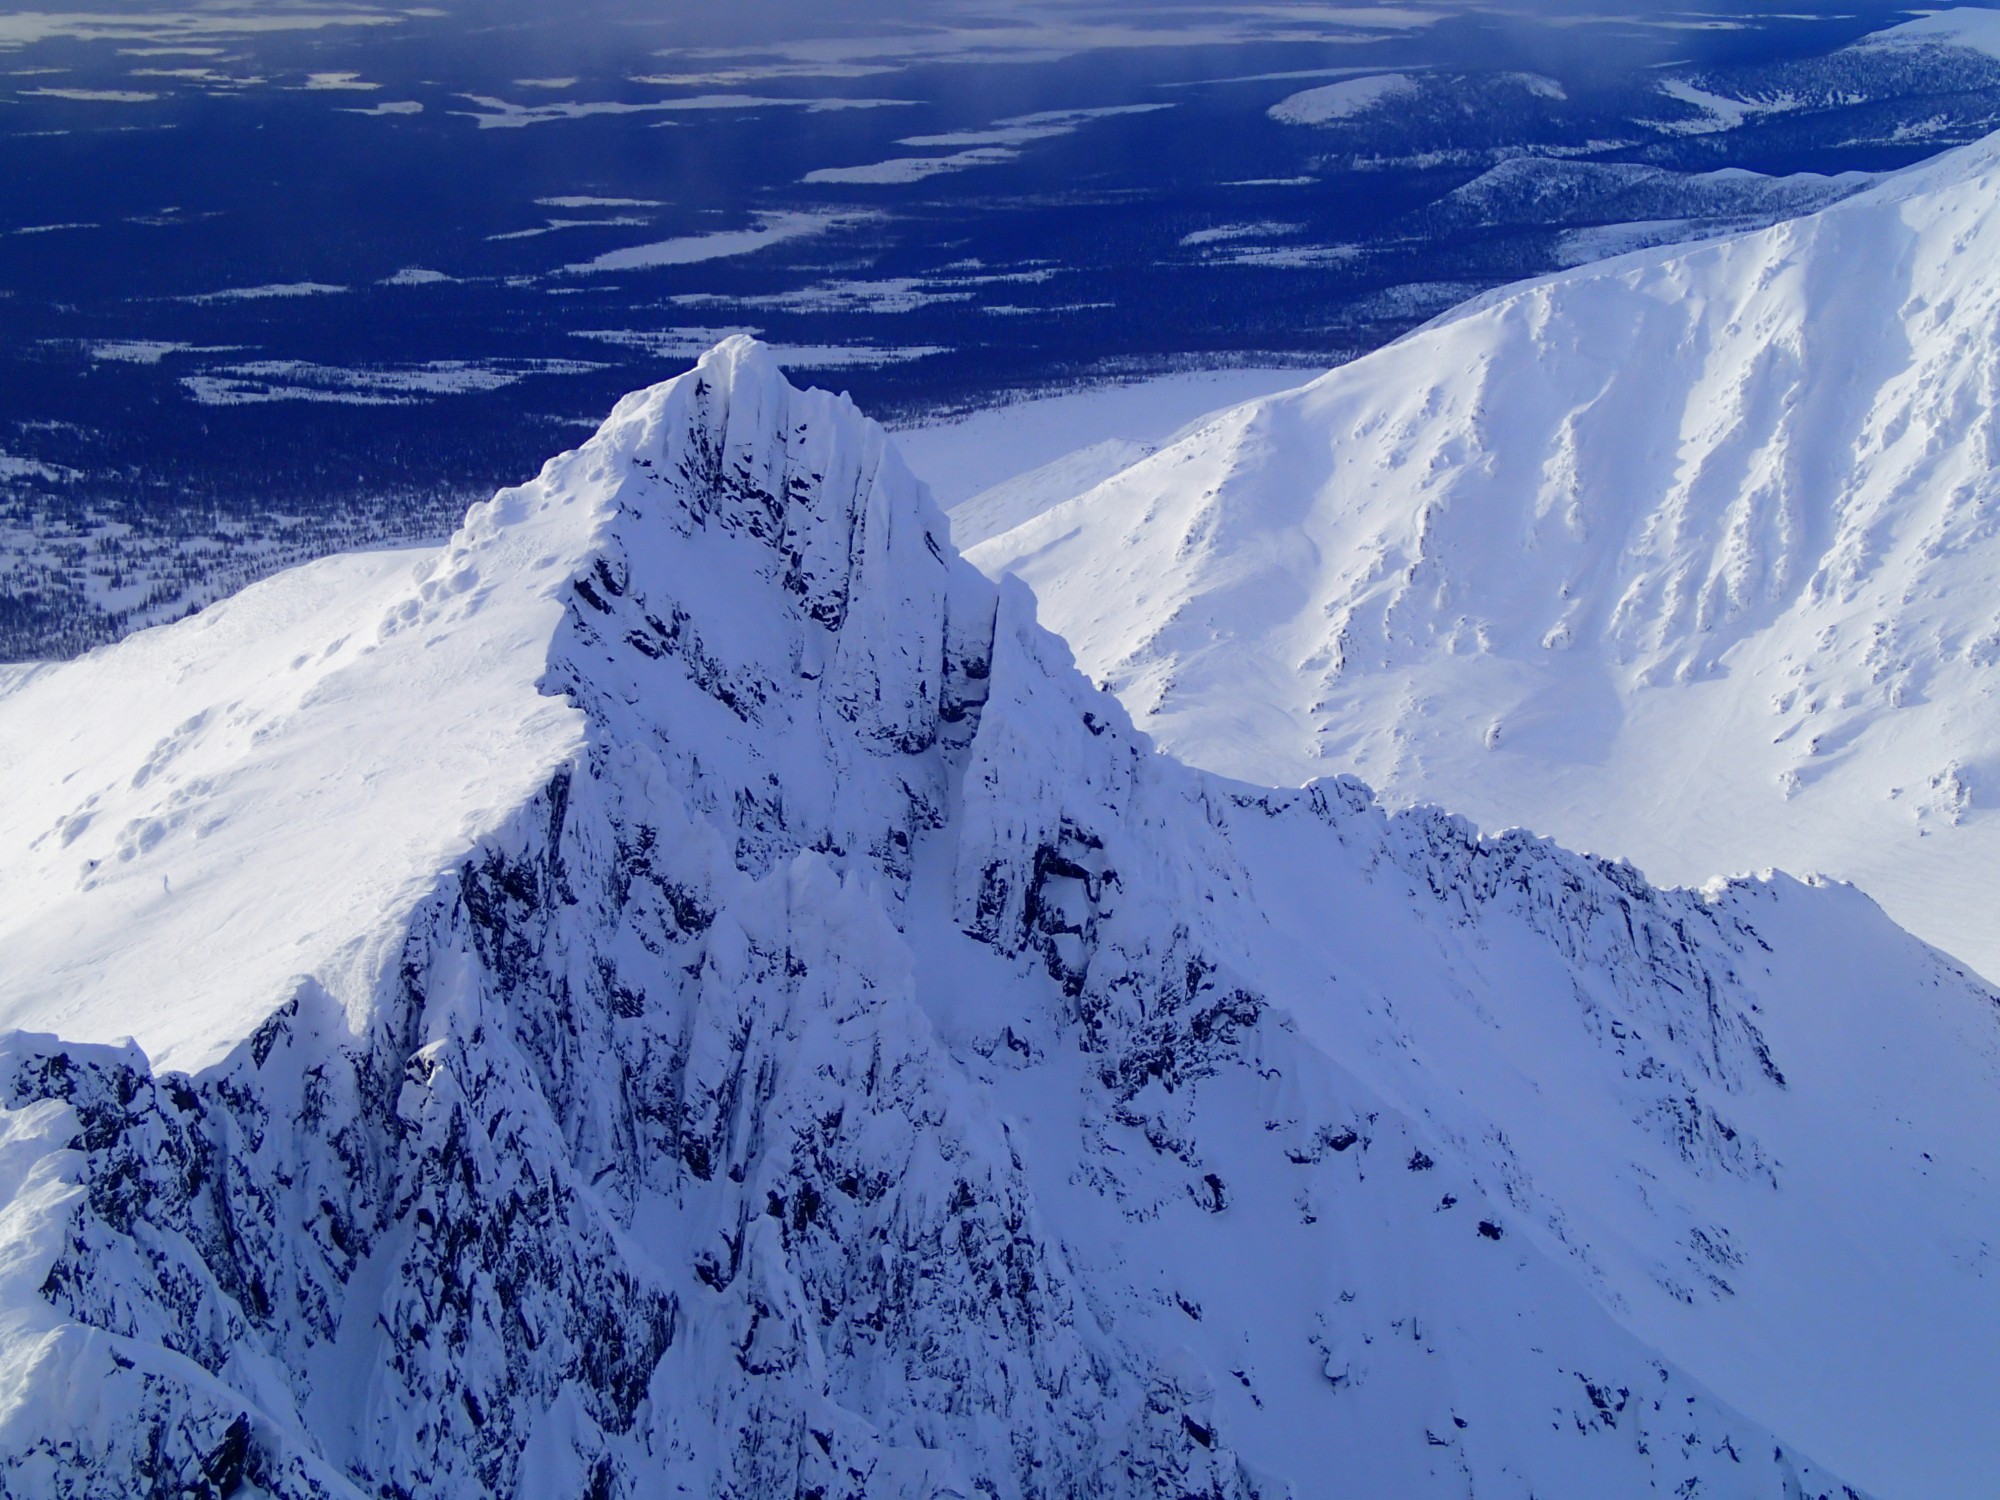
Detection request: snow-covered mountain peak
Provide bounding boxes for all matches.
[0,333,969,1075]
[970,125,2000,980]
[448,329,930,614]
[6,340,2000,1498]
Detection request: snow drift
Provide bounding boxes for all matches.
[2,339,1996,1499]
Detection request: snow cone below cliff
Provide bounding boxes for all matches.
[2,338,1997,1499]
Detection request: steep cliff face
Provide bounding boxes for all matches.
[1,340,1992,1500]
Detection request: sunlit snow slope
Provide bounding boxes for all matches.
[3,341,1997,1499]
[972,128,2000,983]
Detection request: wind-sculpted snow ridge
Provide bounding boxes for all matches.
[3,340,1994,1500]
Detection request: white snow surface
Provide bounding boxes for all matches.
[0,541,583,1074]
[1268,72,1417,124]
[1,339,1997,1499]
[802,104,1171,185]
[892,365,1317,511]
[1862,5,2000,60]
[561,210,848,274]
[971,127,2000,988]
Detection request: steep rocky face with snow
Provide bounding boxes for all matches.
[970,129,2000,984]
[3,341,1997,1500]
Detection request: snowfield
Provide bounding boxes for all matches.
[971,126,2000,986]
[2,338,1998,1498]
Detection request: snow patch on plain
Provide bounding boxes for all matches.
[300,71,376,91]
[650,8,1440,80]
[1179,220,1304,248]
[1269,73,1417,124]
[804,103,1171,185]
[88,340,238,364]
[180,357,604,406]
[560,211,851,274]
[20,87,158,102]
[177,281,348,304]
[0,454,82,482]
[537,194,662,210]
